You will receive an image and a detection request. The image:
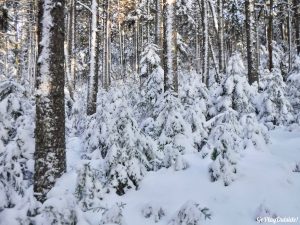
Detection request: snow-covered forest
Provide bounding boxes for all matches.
[0,0,300,224]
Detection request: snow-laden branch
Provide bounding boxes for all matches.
[77,1,92,13]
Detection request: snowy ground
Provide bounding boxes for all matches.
[65,128,300,225]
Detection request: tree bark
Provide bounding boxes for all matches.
[294,0,300,54]
[34,0,66,203]
[268,0,274,70]
[155,0,162,47]
[245,0,258,84]
[201,0,209,86]
[163,0,178,93]
[103,0,111,89]
[287,0,292,70]
[87,0,99,115]
[70,0,76,88]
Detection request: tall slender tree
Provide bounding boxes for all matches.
[87,0,99,115]
[294,0,300,55]
[201,0,209,86]
[268,0,274,70]
[245,0,258,84]
[217,0,225,73]
[34,0,66,203]
[163,0,178,93]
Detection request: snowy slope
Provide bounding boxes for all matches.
[64,128,300,225]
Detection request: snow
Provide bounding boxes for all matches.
[106,128,299,225]
[36,0,54,96]
[55,127,300,225]
[2,70,300,225]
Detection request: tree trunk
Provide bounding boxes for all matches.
[34,0,66,203]
[288,0,292,70]
[118,0,124,79]
[245,0,258,84]
[134,18,139,81]
[70,0,76,88]
[268,0,273,70]
[201,0,209,85]
[155,0,162,46]
[163,0,178,93]
[217,0,225,73]
[103,0,111,89]
[294,0,300,54]
[87,0,99,115]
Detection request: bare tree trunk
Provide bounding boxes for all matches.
[146,0,150,45]
[134,17,140,81]
[255,8,260,77]
[201,0,209,85]
[34,0,66,203]
[163,0,178,93]
[70,0,76,88]
[118,0,124,79]
[209,36,219,82]
[27,0,37,92]
[217,0,225,73]
[268,0,274,70]
[155,0,162,46]
[103,0,111,89]
[65,3,74,100]
[87,0,99,115]
[294,0,300,54]
[245,0,258,84]
[196,14,201,73]
[288,0,292,70]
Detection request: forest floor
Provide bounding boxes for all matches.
[64,127,300,225]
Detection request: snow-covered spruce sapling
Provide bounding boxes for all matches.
[254,203,277,221]
[66,92,87,136]
[138,44,164,120]
[0,81,34,210]
[100,203,126,225]
[211,53,256,116]
[34,197,78,225]
[75,163,104,211]
[180,72,209,151]
[85,88,161,195]
[287,55,300,115]
[205,110,242,186]
[149,92,192,170]
[168,201,211,225]
[293,162,300,172]
[258,68,294,127]
[141,203,165,223]
[240,114,269,150]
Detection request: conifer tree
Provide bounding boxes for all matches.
[34,0,66,203]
